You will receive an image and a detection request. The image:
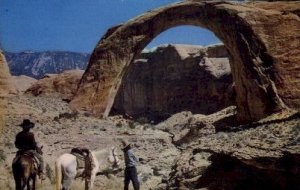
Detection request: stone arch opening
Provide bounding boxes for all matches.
[110,25,234,122]
[145,25,221,48]
[71,1,300,123]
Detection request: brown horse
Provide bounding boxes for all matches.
[12,148,42,190]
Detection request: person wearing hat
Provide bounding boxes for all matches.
[14,119,45,180]
[121,140,140,190]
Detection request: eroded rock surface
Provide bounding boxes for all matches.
[26,69,84,101]
[12,75,37,94]
[155,108,300,190]
[112,44,233,121]
[72,1,300,123]
[0,51,17,96]
[0,95,298,189]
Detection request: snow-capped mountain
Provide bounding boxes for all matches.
[4,51,90,79]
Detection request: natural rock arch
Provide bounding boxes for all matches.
[71,1,300,123]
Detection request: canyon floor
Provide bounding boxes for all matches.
[0,95,299,190]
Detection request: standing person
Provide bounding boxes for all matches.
[121,140,140,190]
[14,119,45,180]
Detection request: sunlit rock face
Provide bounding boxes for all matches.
[72,1,300,123]
[112,44,233,121]
[12,75,37,94]
[26,70,84,101]
[0,51,17,96]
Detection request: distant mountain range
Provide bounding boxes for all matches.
[4,51,90,79]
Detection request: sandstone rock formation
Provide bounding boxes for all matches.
[12,75,37,94]
[0,51,17,96]
[112,44,233,121]
[71,1,300,123]
[26,70,84,100]
[154,107,300,190]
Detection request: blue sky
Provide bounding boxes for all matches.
[0,0,221,53]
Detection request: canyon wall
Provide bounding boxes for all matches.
[112,44,233,120]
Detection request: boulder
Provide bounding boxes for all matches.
[26,70,84,100]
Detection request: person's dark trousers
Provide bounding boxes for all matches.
[124,166,140,190]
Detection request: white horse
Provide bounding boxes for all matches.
[55,147,120,190]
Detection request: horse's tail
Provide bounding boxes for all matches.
[55,158,62,190]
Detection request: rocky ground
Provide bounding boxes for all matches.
[0,94,299,190]
[0,95,179,190]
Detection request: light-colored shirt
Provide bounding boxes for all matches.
[124,148,138,168]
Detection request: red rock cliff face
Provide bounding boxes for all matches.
[112,44,233,120]
[26,70,84,100]
[252,2,300,111]
[71,1,300,123]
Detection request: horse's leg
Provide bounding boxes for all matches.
[21,176,28,190]
[24,168,32,190]
[14,178,21,190]
[13,164,22,190]
[26,176,32,190]
[85,178,89,190]
[88,167,98,190]
[62,175,74,190]
[21,177,27,190]
[13,171,22,190]
[32,175,36,190]
[15,176,22,190]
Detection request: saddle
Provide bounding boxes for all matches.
[70,148,95,179]
[13,150,40,170]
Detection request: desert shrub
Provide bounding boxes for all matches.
[4,142,14,149]
[53,116,59,122]
[137,117,149,124]
[143,124,155,131]
[59,111,79,120]
[46,163,55,184]
[0,150,6,162]
[128,121,136,129]
[83,112,91,117]
[116,121,123,128]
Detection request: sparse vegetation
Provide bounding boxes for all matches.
[137,117,149,124]
[128,121,136,129]
[0,149,6,162]
[116,121,123,128]
[46,164,55,184]
[83,112,91,117]
[4,142,14,149]
[58,111,79,120]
